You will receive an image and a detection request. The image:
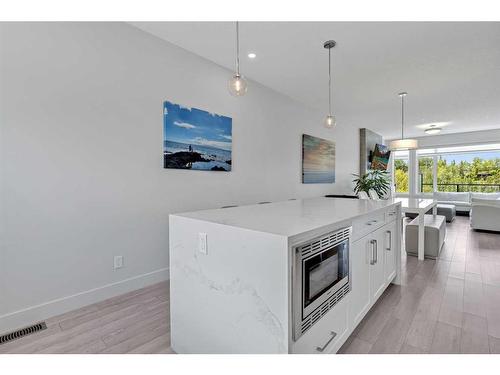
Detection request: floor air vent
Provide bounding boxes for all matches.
[0,322,47,345]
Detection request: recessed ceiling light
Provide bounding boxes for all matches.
[247,53,256,59]
[425,125,442,135]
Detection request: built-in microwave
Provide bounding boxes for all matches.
[293,226,351,340]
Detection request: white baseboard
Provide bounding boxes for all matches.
[0,267,169,334]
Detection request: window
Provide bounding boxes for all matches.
[418,156,434,193]
[418,144,500,193]
[436,151,500,192]
[394,151,409,193]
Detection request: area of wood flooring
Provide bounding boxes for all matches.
[0,281,172,354]
[339,215,500,354]
[1,216,500,354]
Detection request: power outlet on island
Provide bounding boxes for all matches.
[114,255,124,269]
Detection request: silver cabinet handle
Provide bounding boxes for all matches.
[374,239,378,264]
[386,230,392,251]
[366,220,378,226]
[315,331,337,352]
[388,211,396,216]
[370,239,376,265]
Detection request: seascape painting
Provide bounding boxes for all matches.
[302,134,335,184]
[163,101,232,171]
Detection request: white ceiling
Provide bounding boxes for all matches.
[131,22,500,139]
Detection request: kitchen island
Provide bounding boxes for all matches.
[169,197,402,354]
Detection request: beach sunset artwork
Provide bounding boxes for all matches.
[163,101,232,171]
[302,134,335,184]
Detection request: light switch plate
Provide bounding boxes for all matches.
[198,233,208,255]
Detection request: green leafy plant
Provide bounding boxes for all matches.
[352,170,391,198]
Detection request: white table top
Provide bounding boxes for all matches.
[394,197,436,213]
[172,197,401,238]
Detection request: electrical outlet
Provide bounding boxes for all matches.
[114,255,124,269]
[198,233,208,255]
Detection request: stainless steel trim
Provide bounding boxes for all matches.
[315,331,337,352]
[293,226,352,341]
[370,239,376,265]
[386,230,392,251]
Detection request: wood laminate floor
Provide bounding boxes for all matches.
[1,216,500,354]
[0,281,173,354]
[340,215,500,354]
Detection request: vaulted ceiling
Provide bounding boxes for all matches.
[131,22,500,139]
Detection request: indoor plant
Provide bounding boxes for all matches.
[352,170,391,198]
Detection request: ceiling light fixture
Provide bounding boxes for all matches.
[228,21,248,97]
[247,52,256,59]
[389,92,419,150]
[414,121,451,130]
[323,40,336,129]
[424,125,442,135]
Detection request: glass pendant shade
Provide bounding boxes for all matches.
[389,138,418,150]
[228,74,248,96]
[228,22,247,97]
[324,114,336,129]
[323,40,336,129]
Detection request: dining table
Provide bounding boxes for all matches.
[394,197,438,260]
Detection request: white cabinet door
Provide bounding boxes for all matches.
[349,237,371,328]
[369,228,386,302]
[383,221,398,284]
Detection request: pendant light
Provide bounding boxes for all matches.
[389,92,418,150]
[323,40,336,128]
[228,21,248,96]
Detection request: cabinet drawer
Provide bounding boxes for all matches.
[352,211,385,241]
[291,298,348,354]
[385,207,398,223]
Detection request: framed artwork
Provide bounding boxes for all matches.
[302,134,335,184]
[370,143,391,170]
[163,101,232,171]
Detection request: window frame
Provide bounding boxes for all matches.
[398,142,500,198]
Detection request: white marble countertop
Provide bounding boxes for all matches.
[172,197,400,238]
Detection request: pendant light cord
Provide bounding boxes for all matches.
[328,47,332,115]
[401,94,405,140]
[236,21,240,76]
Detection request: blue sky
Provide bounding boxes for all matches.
[440,151,500,163]
[163,101,232,151]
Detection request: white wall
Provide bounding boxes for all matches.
[0,22,359,331]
